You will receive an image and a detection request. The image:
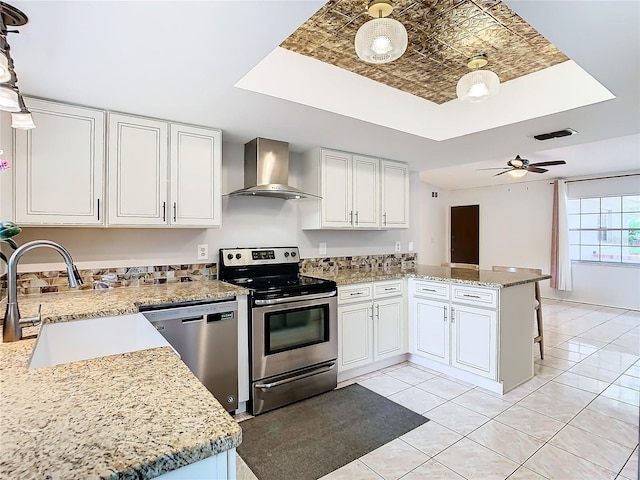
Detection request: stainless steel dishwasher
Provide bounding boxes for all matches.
[139,297,239,412]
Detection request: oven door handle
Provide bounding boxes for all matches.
[254,362,337,390]
[253,290,337,306]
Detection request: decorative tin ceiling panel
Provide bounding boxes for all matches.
[281,0,569,104]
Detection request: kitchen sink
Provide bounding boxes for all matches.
[28,313,174,370]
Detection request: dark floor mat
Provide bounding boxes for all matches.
[237,383,429,480]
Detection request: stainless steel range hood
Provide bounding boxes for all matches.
[227,138,320,200]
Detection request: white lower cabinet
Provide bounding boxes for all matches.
[412,297,449,365]
[338,281,406,373]
[410,279,499,382]
[450,303,497,380]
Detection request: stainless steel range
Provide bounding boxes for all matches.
[218,246,337,415]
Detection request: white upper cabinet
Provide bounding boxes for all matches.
[14,98,105,225]
[300,148,402,230]
[107,114,221,227]
[170,124,221,227]
[107,113,168,226]
[320,149,352,228]
[381,160,409,228]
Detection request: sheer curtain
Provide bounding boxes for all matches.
[550,180,572,291]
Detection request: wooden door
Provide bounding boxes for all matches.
[450,205,479,264]
[337,302,373,371]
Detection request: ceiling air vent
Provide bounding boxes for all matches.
[533,128,578,141]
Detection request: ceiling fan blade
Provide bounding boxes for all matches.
[477,167,510,171]
[494,170,512,176]
[529,160,566,167]
[526,167,548,173]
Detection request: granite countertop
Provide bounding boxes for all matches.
[309,265,551,287]
[0,340,242,479]
[0,280,248,479]
[2,280,249,324]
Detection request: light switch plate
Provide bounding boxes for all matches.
[408,241,414,251]
[319,242,327,255]
[395,241,401,252]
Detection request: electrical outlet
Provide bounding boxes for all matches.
[408,241,414,252]
[319,242,327,255]
[197,244,209,261]
[395,241,401,252]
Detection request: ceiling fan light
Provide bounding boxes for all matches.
[355,17,408,64]
[0,85,20,112]
[508,169,528,178]
[457,70,500,103]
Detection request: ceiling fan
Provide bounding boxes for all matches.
[479,155,567,177]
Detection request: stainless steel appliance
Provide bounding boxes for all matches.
[218,246,337,415]
[139,298,239,412]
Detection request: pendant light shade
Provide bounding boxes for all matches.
[11,94,35,129]
[0,52,10,82]
[456,54,500,103]
[355,0,407,64]
[0,84,19,111]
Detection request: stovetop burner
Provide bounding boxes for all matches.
[218,247,336,299]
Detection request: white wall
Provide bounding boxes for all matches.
[7,142,423,268]
[438,177,640,310]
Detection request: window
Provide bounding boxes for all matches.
[568,195,640,264]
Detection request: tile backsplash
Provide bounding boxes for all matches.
[300,253,417,273]
[0,263,217,297]
[1,253,417,298]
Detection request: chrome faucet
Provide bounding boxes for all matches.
[3,240,83,342]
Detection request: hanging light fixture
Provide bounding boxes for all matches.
[355,0,408,65]
[456,54,500,103]
[0,2,34,128]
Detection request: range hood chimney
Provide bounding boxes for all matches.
[227,138,320,200]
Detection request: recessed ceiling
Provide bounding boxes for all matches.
[281,0,569,105]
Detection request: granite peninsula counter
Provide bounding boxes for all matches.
[0,280,249,479]
[308,264,551,286]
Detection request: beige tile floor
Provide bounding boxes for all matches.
[237,299,639,480]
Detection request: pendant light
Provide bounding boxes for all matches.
[0,3,34,124]
[355,0,408,64]
[456,54,500,103]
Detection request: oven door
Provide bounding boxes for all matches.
[251,292,338,381]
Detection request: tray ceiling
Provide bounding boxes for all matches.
[281,0,569,104]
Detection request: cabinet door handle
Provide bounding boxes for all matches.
[173,202,177,222]
[384,287,396,292]
[349,211,353,225]
[97,198,100,221]
[463,294,481,299]
[375,304,380,319]
[443,305,447,321]
[383,213,387,226]
[355,211,359,225]
[451,307,455,323]
[422,288,437,293]
[369,306,373,320]
[349,291,364,296]
[162,202,166,222]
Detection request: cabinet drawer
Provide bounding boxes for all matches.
[412,280,449,300]
[451,284,497,308]
[338,284,373,304]
[374,280,404,298]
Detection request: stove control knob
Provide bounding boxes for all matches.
[236,253,242,260]
[227,254,233,260]
[291,251,297,258]
[284,252,289,257]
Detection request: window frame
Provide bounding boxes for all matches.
[567,194,640,265]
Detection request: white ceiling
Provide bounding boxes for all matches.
[5,0,640,189]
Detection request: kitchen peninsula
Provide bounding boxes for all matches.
[312,265,551,394]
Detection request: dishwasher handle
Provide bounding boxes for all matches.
[181,316,204,324]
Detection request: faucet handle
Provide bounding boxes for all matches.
[19,304,42,328]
